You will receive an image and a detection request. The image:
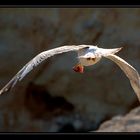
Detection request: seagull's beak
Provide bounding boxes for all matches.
[73,64,84,73]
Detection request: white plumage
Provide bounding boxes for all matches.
[0,45,140,102]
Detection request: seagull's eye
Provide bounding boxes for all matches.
[87,57,91,60]
[92,58,96,61]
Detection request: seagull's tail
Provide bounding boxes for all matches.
[100,47,123,57]
[107,47,123,55]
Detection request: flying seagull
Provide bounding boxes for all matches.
[0,45,140,102]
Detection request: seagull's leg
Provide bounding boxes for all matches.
[73,63,84,73]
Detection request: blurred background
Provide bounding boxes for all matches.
[0,8,140,132]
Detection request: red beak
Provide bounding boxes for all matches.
[73,64,84,73]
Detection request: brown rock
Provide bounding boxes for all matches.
[96,106,140,132]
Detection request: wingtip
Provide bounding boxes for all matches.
[0,89,4,95]
[114,47,123,54]
[0,87,10,95]
[118,47,123,52]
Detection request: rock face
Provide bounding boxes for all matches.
[0,8,140,132]
[96,106,140,132]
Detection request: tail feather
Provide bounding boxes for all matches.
[110,47,123,54]
[100,47,123,57]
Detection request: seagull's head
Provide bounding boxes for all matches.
[77,46,102,66]
[73,46,102,73]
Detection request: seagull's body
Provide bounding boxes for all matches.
[0,45,140,102]
[78,46,102,66]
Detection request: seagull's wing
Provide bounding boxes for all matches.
[104,54,140,102]
[0,45,89,95]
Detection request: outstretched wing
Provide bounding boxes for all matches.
[104,54,140,102]
[0,45,89,95]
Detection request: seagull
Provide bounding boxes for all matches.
[0,45,140,102]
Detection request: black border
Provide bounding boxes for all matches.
[0,5,139,7]
[0,1,140,136]
[0,0,140,7]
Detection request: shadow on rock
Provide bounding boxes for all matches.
[24,82,74,119]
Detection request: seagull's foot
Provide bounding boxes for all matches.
[73,64,84,73]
